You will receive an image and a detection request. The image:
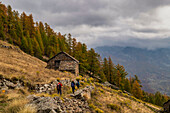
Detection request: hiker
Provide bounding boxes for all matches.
[57,81,62,95]
[76,79,80,89]
[71,80,75,94]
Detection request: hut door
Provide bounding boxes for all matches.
[55,60,60,69]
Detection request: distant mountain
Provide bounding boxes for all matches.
[95,46,170,95]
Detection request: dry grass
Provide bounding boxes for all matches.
[0,40,76,85]
[4,98,30,113]
[0,87,36,113]
[18,104,37,113]
[88,85,160,113]
[4,98,37,113]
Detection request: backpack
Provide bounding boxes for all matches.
[76,81,80,86]
[57,83,61,90]
[71,82,75,87]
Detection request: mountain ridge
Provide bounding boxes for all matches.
[95,46,170,95]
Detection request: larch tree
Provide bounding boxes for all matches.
[132,80,143,99]
[103,58,109,81]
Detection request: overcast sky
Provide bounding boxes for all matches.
[2,0,170,49]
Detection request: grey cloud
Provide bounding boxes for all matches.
[2,0,170,49]
[117,0,170,17]
[40,0,108,13]
[132,28,169,33]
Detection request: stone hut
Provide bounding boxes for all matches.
[163,100,170,113]
[46,52,79,76]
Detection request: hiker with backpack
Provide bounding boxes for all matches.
[71,80,75,94]
[76,79,80,89]
[57,81,62,95]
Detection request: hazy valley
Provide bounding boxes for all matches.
[95,46,170,95]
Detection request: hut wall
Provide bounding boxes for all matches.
[46,53,73,69]
[59,61,77,71]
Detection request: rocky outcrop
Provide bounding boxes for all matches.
[71,86,94,100]
[102,81,119,90]
[0,76,23,92]
[27,95,91,113]
[27,86,94,113]
[0,43,22,53]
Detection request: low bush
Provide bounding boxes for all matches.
[95,108,104,113]
[120,100,132,109]
[107,103,121,112]
[89,103,96,109]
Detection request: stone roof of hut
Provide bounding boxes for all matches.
[163,100,170,106]
[47,51,79,63]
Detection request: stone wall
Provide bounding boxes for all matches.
[35,79,74,94]
[0,75,79,95]
[59,61,77,71]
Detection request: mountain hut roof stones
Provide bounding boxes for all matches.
[46,52,79,76]
[163,100,170,113]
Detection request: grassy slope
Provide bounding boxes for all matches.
[89,83,162,113]
[0,40,162,113]
[0,40,75,84]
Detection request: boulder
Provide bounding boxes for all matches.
[27,95,61,113]
[5,80,16,89]
[102,81,119,90]
[71,86,94,100]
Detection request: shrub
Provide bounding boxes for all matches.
[76,76,82,81]
[107,103,121,112]
[87,77,94,83]
[99,88,104,93]
[89,103,96,110]
[80,82,86,87]
[95,108,104,113]
[51,93,60,97]
[84,78,87,82]
[120,100,132,109]
[118,90,123,94]
[95,82,104,87]
[57,78,60,81]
